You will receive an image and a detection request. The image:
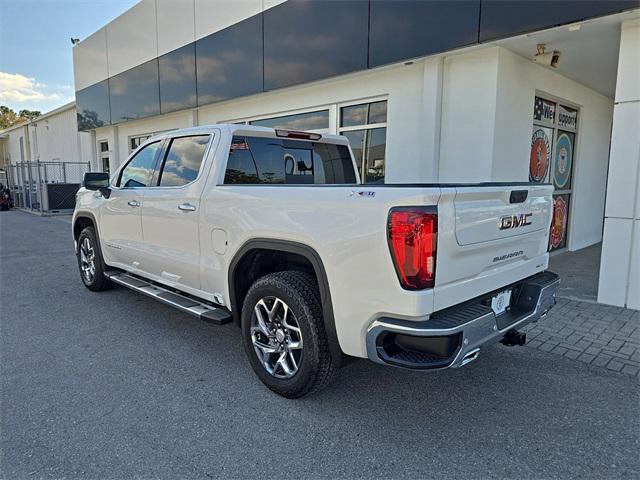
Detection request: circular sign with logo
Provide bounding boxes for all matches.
[549,195,568,250]
[554,132,573,189]
[530,128,551,182]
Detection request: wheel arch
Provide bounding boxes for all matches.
[72,211,105,261]
[228,238,346,366]
[73,211,98,241]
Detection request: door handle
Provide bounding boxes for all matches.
[178,203,196,212]
[127,200,140,207]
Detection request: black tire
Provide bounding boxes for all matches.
[76,226,113,291]
[241,271,335,398]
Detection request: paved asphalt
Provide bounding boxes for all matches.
[1,210,638,479]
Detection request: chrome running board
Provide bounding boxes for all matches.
[105,271,232,325]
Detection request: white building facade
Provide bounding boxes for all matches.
[0,102,93,169]
[0,102,94,211]
[72,0,640,309]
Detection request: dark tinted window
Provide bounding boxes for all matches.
[118,141,162,188]
[76,80,111,130]
[264,0,368,90]
[158,135,210,187]
[250,110,329,131]
[196,14,263,105]
[224,136,356,185]
[369,1,480,68]
[109,59,160,124]
[480,0,636,42]
[159,43,197,114]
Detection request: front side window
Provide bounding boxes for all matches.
[118,141,162,188]
[224,136,356,185]
[158,135,210,187]
[339,100,387,184]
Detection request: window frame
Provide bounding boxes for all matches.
[128,133,155,154]
[153,133,213,189]
[337,96,388,184]
[115,139,164,189]
[223,104,333,134]
[98,139,110,175]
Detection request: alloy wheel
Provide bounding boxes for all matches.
[79,237,96,283]
[250,296,303,379]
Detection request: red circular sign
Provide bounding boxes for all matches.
[530,129,551,182]
[549,196,568,249]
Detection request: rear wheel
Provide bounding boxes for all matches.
[76,227,112,291]
[241,271,335,398]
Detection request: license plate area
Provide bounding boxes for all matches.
[491,289,512,316]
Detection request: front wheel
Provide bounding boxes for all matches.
[241,271,335,398]
[76,227,112,291]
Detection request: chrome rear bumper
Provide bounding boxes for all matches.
[366,271,560,369]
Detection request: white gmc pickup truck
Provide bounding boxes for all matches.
[73,124,559,397]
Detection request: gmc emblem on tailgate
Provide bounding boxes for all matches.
[499,213,532,230]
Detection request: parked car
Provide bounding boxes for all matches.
[0,184,12,211]
[72,125,559,397]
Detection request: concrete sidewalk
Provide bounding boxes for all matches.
[549,243,602,303]
[524,299,640,377]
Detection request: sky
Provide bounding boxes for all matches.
[0,0,139,114]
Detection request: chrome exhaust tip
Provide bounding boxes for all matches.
[460,348,480,366]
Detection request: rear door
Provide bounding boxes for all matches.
[100,140,163,268]
[139,133,213,293]
[434,184,554,311]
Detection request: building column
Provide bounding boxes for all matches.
[112,126,120,170]
[421,56,444,181]
[598,19,640,310]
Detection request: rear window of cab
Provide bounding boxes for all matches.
[224,136,356,185]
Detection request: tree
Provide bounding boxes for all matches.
[0,106,42,130]
[0,106,22,130]
[18,109,41,122]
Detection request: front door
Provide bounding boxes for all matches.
[99,140,162,269]
[139,134,212,293]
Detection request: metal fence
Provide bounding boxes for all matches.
[5,161,90,213]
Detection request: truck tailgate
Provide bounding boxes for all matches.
[434,184,554,312]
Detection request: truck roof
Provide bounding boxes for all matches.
[148,124,349,146]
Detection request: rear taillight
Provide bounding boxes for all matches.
[387,207,437,290]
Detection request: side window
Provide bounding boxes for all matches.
[224,137,260,184]
[158,135,210,187]
[339,100,387,184]
[117,141,162,188]
[224,136,356,185]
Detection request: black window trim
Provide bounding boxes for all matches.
[153,133,214,189]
